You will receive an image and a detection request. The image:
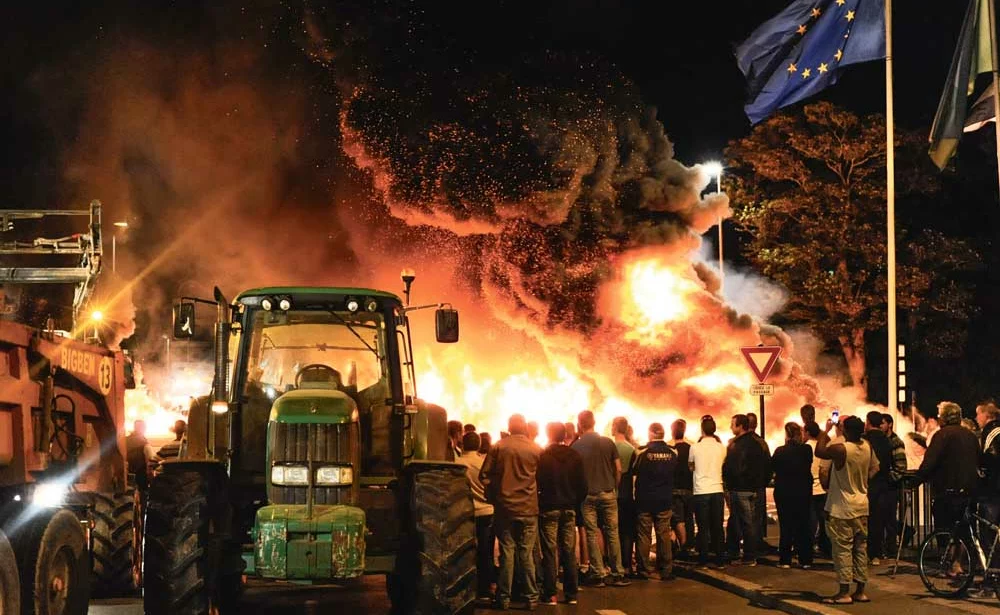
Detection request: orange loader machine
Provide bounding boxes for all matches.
[0,202,140,615]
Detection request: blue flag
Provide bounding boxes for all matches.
[736,0,886,124]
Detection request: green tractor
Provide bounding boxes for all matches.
[142,278,476,615]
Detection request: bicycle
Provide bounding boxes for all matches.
[917,492,1000,601]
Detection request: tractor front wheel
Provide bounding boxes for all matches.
[8,508,90,615]
[0,529,20,615]
[390,464,476,615]
[142,465,241,615]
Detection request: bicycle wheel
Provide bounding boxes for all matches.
[918,530,975,597]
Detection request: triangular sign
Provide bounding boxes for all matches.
[741,346,782,384]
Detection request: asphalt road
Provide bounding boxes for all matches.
[89,574,769,614]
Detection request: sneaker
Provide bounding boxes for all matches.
[581,574,606,588]
[744,560,758,567]
[801,564,813,570]
[870,558,881,566]
[540,597,557,606]
[608,576,631,587]
[778,564,791,569]
[626,571,649,580]
[563,597,578,605]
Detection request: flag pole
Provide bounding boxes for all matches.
[885,0,899,421]
[988,0,1000,197]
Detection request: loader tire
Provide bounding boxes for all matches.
[390,464,476,615]
[143,466,240,615]
[8,508,90,615]
[0,530,20,615]
[90,490,136,596]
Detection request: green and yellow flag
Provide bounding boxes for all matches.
[928,0,997,170]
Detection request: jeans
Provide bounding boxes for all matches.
[636,509,673,576]
[775,491,812,566]
[810,494,831,555]
[475,514,496,597]
[867,487,897,559]
[495,514,539,603]
[726,491,758,562]
[581,491,625,578]
[618,499,636,572]
[826,516,868,585]
[693,493,725,565]
[539,509,578,601]
[756,487,768,547]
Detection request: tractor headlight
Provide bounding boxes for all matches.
[346,298,360,312]
[315,465,353,486]
[271,465,309,486]
[278,297,292,311]
[261,297,274,311]
[31,482,68,508]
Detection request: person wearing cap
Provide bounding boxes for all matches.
[915,401,982,532]
[633,422,678,580]
[690,415,727,568]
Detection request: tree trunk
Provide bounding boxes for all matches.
[838,328,867,393]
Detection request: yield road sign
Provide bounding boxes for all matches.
[741,346,782,383]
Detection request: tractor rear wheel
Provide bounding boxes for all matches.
[390,464,476,615]
[8,508,90,615]
[0,530,20,615]
[90,490,137,595]
[143,466,241,615]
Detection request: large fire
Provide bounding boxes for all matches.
[124,362,212,438]
[418,252,808,449]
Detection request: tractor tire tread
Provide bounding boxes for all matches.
[393,465,477,615]
[90,490,138,596]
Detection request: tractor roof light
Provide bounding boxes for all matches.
[365,298,378,312]
[211,401,229,414]
[278,297,292,311]
[346,298,360,313]
[261,297,274,311]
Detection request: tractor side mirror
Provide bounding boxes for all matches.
[435,308,459,343]
[173,302,196,339]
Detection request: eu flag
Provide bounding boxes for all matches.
[737,0,886,124]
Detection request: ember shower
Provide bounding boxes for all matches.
[307,3,827,440]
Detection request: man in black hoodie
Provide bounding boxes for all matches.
[723,414,771,565]
[537,422,588,605]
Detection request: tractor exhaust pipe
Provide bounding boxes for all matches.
[212,286,231,405]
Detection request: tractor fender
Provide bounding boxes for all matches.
[411,401,449,462]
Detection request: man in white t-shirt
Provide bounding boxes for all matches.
[689,415,727,568]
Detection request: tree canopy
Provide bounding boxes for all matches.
[726,102,979,391]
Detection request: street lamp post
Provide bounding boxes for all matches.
[111,221,128,273]
[702,161,725,294]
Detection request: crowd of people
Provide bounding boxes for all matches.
[454,399,1000,610]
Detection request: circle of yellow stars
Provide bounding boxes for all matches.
[786,0,854,81]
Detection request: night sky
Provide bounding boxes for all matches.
[2,0,999,411]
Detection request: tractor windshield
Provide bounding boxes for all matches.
[243,310,387,396]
